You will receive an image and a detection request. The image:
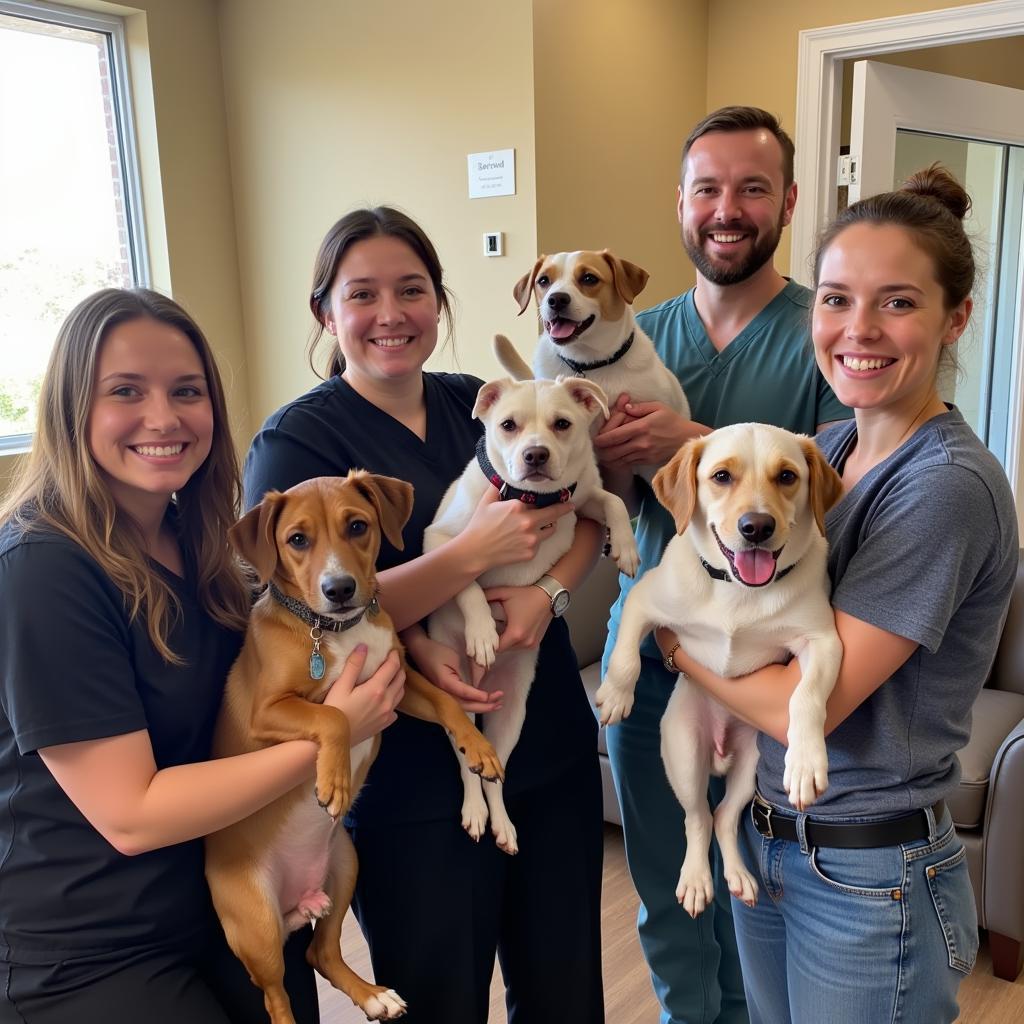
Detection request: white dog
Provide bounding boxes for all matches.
[425,376,639,854]
[495,249,689,434]
[596,423,843,916]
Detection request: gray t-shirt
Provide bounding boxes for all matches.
[757,407,1018,817]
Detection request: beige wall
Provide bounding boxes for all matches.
[532,0,707,312]
[704,0,1001,275]
[217,0,539,426]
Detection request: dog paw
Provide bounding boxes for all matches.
[783,740,829,811]
[464,621,500,670]
[676,860,715,918]
[462,791,489,841]
[594,679,634,726]
[492,814,519,855]
[458,734,504,783]
[609,534,640,578]
[315,764,351,820]
[723,860,758,909]
[362,987,407,1020]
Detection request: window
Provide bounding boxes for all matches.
[0,0,147,451]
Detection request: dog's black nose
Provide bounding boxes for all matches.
[546,291,571,313]
[738,513,775,545]
[522,446,549,467]
[321,574,356,605]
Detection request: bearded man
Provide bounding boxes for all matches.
[593,106,850,1024]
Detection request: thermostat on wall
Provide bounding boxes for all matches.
[483,232,504,257]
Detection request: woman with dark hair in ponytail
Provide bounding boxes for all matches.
[244,208,606,1023]
[656,166,1017,1023]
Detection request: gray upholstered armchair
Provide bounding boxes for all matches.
[949,548,1024,981]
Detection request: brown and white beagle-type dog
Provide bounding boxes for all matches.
[205,472,503,1024]
[596,423,843,917]
[495,249,689,451]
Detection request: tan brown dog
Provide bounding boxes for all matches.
[206,472,503,1023]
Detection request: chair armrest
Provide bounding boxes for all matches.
[981,715,1024,942]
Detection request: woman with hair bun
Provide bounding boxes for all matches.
[655,165,1017,1022]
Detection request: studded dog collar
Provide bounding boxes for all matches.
[474,435,577,508]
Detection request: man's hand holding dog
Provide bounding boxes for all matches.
[596,394,709,469]
[324,646,406,744]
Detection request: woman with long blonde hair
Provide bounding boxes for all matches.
[0,288,404,1023]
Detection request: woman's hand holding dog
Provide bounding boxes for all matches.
[483,585,553,655]
[595,394,709,469]
[402,627,504,714]
[460,486,575,572]
[324,646,406,744]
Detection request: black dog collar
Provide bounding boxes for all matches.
[557,331,635,376]
[475,435,577,508]
[268,580,378,632]
[700,557,796,585]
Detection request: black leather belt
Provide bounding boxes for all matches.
[751,792,946,849]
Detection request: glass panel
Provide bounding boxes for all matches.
[988,146,1024,471]
[0,13,136,441]
[893,131,1005,450]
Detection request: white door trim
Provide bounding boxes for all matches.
[790,0,1024,285]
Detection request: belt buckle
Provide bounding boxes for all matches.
[753,793,774,839]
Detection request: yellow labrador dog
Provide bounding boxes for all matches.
[426,376,638,854]
[596,423,843,917]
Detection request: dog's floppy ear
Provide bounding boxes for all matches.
[652,437,704,535]
[229,491,286,581]
[351,471,414,552]
[513,257,545,314]
[472,378,511,420]
[557,375,610,423]
[800,438,844,537]
[601,250,649,305]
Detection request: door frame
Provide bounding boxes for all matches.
[791,0,1024,519]
[790,0,1024,284]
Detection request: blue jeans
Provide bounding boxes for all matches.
[733,798,978,1024]
[605,658,747,1024]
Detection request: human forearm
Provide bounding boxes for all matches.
[661,635,797,743]
[41,732,318,857]
[657,611,918,744]
[125,742,318,853]
[547,516,604,590]
[377,533,490,631]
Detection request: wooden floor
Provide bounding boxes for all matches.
[319,824,1023,1023]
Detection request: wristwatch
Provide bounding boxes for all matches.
[533,573,571,617]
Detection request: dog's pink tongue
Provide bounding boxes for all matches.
[548,318,578,339]
[734,549,775,586]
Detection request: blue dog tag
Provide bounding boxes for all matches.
[309,651,325,680]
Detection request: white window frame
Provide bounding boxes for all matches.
[0,0,149,453]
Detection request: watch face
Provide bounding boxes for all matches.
[551,590,571,616]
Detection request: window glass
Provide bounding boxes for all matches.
[0,7,143,446]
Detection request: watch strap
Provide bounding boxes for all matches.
[533,573,570,615]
